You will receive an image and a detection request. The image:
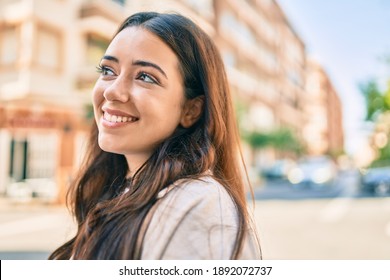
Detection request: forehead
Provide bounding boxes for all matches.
[106,26,179,69]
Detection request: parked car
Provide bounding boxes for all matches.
[360,166,390,196]
[261,159,296,181]
[6,178,58,202]
[287,156,338,188]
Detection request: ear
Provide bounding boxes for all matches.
[180,96,204,128]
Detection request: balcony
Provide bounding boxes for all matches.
[80,0,126,23]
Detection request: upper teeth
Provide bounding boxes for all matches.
[104,112,137,123]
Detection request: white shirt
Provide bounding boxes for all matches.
[140,176,262,259]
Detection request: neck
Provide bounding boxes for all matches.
[125,153,150,178]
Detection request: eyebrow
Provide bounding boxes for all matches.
[132,60,167,79]
[101,55,119,63]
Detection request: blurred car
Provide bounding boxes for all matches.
[6,178,58,203]
[287,156,338,188]
[360,166,390,196]
[261,159,296,181]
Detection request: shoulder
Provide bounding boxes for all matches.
[157,176,238,223]
[163,175,230,198]
[163,175,234,201]
[141,176,239,259]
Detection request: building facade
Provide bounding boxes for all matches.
[0,0,126,202]
[304,59,344,156]
[129,0,307,163]
[0,0,343,202]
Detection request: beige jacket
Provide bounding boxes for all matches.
[140,176,262,259]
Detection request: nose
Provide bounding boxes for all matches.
[103,76,131,103]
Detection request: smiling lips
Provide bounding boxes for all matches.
[103,111,139,123]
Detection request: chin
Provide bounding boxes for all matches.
[98,137,120,154]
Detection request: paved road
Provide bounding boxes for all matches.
[254,197,390,259]
[0,201,75,259]
[250,170,390,259]
[1,176,390,260]
[0,251,49,260]
[253,169,376,200]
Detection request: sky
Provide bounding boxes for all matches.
[276,0,390,157]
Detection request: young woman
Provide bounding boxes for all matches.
[50,12,261,260]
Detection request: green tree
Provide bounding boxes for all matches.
[243,128,303,155]
[360,80,390,121]
[360,67,390,165]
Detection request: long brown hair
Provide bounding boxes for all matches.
[50,12,252,259]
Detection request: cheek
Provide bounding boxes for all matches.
[92,84,104,111]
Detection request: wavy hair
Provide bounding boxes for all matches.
[50,12,253,259]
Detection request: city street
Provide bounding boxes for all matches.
[253,169,360,200]
[0,201,75,260]
[253,169,390,259]
[1,0,390,267]
[256,197,390,259]
[1,170,390,260]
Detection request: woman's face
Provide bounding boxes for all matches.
[92,26,186,171]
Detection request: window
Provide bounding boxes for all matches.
[185,0,214,19]
[27,133,57,179]
[0,24,19,66]
[35,25,62,70]
[249,105,275,130]
[9,138,28,182]
[220,11,256,45]
[8,133,59,180]
[86,33,109,66]
[259,0,273,7]
[112,0,126,5]
[222,50,237,67]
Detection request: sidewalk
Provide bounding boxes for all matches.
[0,197,75,252]
[3,196,390,259]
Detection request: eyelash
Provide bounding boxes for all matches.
[96,65,114,76]
[96,65,159,85]
[136,71,159,84]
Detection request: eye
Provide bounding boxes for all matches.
[96,65,115,76]
[136,72,158,84]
